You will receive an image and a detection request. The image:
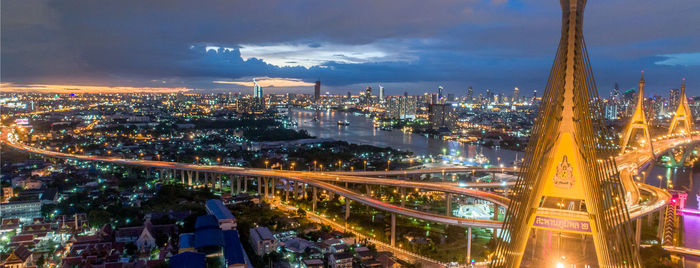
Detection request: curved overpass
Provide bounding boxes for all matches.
[0,131,503,228]
[2,130,692,226]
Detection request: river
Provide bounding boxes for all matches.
[643,159,700,266]
[287,108,520,165]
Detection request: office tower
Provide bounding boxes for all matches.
[428,103,456,130]
[438,86,444,101]
[467,86,473,102]
[314,80,321,103]
[512,87,519,103]
[669,88,680,109]
[253,78,263,99]
[447,93,455,102]
[346,91,351,100]
[378,85,385,102]
[387,96,417,119]
[404,91,408,98]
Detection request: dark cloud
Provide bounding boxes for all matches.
[1,0,699,95]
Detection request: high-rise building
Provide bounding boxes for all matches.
[362,86,373,105]
[346,91,352,100]
[669,88,680,109]
[512,87,520,103]
[378,85,385,102]
[438,86,444,101]
[428,103,456,130]
[387,96,417,119]
[447,93,455,103]
[253,78,263,99]
[314,80,321,103]
[467,86,473,102]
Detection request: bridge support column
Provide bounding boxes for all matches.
[231,178,235,196]
[446,193,452,216]
[303,183,308,199]
[236,177,241,194]
[636,218,642,248]
[390,213,396,247]
[271,178,277,198]
[345,200,351,223]
[647,212,653,227]
[657,209,665,242]
[257,177,262,197]
[312,187,317,213]
[493,204,499,239]
[400,187,405,207]
[180,170,185,184]
[147,168,151,179]
[243,177,247,192]
[467,226,472,265]
[263,177,269,199]
[285,181,289,202]
[195,171,199,185]
[187,171,193,186]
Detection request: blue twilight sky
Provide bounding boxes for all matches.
[1,0,699,96]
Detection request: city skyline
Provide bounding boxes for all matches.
[2,0,699,95]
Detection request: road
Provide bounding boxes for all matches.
[2,130,695,226]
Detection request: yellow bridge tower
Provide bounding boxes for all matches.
[620,71,654,156]
[668,78,694,135]
[491,0,641,267]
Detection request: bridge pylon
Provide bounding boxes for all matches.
[620,71,654,156]
[668,78,694,135]
[491,0,641,267]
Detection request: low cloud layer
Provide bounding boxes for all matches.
[2,0,699,95]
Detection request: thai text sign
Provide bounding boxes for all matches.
[533,215,592,233]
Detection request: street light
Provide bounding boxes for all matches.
[338,160,342,171]
[314,160,317,171]
[363,160,367,171]
[265,160,269,169]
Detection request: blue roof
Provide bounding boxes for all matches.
[194,215,224,249]
[206,199,235,221]
[194,215,218,230]
[178,233,195,249]
[223,230,246,265]
[170,252,206,268]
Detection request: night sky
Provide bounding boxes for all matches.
[2,0,699,96]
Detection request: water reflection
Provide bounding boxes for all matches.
[288,108,519,165]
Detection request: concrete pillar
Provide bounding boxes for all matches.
[391,213,396,247]
[257,177,262,196]
[493,204,499,220]
[467,226,472,265]
[230,178,235,196]
[647,212,653,227]
[312,187,317,213]
[345,200,351,221]
[271,178,277,198]
[303,184,308,199]
[657,209,665,242]
[243,177,247,192]
[635,218,642,248]
[195,171,199,185]
[236,177,241,194]
[400,187,405,207]
[147,168,151,179]
[365,184,371,196]
[187,171,193,186]
[285,181,289,202]
[446,193,452,216]
[181,170,185,184]
[264,177,269,198]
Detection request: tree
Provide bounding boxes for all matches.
[35,255,45,268]
[88,210,112,227]
[296,208,306,217]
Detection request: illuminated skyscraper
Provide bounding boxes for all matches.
[467,86,473,102]
[314,80,321,103]
[512,87,519,103]
[253,78,263,100]
[438,86,444,101]
[378,85,385,102]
